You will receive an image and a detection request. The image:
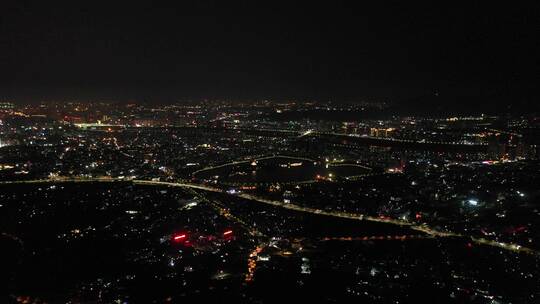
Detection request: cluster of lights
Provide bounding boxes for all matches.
[172,230,233,243]
[467,199,479,206]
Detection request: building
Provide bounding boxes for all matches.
[0,102,15,110]
[370,127,395,138]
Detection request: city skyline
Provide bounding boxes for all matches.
[2,2,540,303]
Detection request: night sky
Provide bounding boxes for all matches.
[1,2,539,106]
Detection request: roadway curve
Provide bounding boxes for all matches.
[0,177,537,256]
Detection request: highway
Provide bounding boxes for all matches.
[183,186,266,238]
[0,177,537,256]
[111,125,489,152]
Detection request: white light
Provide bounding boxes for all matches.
[467,199,478,206]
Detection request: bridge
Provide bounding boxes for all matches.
[119,126,489,153]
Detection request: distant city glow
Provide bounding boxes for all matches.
[1,2,539,301]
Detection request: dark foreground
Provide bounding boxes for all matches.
[1,182,539,303]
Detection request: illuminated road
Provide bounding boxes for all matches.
[190,126,488,147]
[120,126,489,151]
[207,126,488,148]
[0,177,537,256]
[191,154,317,177]
[183,186,266,238]
[320,235,431,242]
[315,131,488,147]
[77,124,489,151]
[190,154,373,187]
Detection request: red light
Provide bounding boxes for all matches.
[223,230,233,236]
[173,234,186,241]
[513,226,527,233]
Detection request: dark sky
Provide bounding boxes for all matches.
[1,2,539,105]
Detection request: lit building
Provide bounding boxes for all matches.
[370,127,395,138]
[0,102,15,110]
